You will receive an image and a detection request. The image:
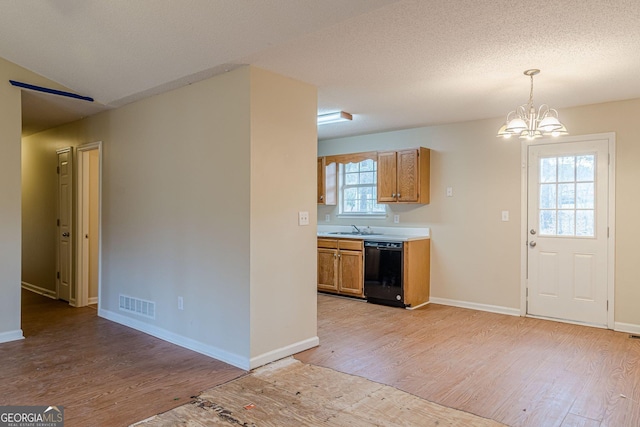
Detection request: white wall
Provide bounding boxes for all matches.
[319,97,640,328]
[248,67,318,367]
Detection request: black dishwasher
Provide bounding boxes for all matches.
[363,241,404,307]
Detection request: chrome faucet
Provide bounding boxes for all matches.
[351,224,361,233]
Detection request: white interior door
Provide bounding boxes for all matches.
[77,144,101,307]
[57,148,73,302]
[527,138,610,326]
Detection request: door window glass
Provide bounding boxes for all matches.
[539,154,595,237]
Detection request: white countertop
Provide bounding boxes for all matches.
[317,225,430,242]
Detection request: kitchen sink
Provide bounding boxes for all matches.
[328,231,383,236]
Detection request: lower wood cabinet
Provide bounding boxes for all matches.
[402,239,430,307]
[317,238,363,297]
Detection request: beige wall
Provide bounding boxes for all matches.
[319,97,640,328]
[248,67,318,365]
[0,59,24,341]
[18,65,318,369]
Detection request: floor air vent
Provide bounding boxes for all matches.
[630,335,640,340]
[119,294,156,319]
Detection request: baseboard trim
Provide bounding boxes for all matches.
[249,336,320,370]
[614,322,640,335]
[98,308,250,370]
[0,329,24,344]
[430,297,520,317]
[406,301,430,310]
[21,282,56,299]
[88,297,98,305]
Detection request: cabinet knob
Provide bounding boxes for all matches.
[397,193,401,198]
[392,193,396,198]
[320,195,324,201]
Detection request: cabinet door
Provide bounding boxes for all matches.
[318,158,337,205]
[318,248,338,292]
[317,157,326,204]
[377,151,397,202]
[396,149,419,202]
[338,250,363,297]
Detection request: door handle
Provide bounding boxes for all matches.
[62,232,70,237]
[530,229,536,235]
[529,241,536,247]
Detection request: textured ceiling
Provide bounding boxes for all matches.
[2,0,639,139]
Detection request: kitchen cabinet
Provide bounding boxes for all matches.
[317,157,337,205]
[377,147,430,204]
[402,239,430,307]
[317,238,363,297]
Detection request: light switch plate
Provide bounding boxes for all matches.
[446,187,453,197]
[298,211,310,226]
[393,214,400,224]
[501,210,509,222]
[325,214,331,222]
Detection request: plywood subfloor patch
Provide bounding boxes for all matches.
[132,358,505,427]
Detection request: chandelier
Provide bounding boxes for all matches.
[497,69,568,140]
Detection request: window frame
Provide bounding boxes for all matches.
[337,160,386,218]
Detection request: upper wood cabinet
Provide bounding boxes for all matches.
[317,157,337,205]
[377,147,430,204]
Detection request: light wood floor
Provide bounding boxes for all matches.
[0,290,245,427]
[295,294,640,427]
[6,291,640,427]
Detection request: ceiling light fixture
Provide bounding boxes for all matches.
[317,111,353,125]
[497,69,567,140]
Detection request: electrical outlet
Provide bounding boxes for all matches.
[501,210,509,222]
[178,296,184,310]
[325,214,331,222]
[393,214,400,224]
[298,211,310,226]
[446,187,453,197]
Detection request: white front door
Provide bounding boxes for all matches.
[57,148,73,302]
[527,138,610,326]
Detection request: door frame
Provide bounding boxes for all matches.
[75,141,103,308]
[519,132,616,329]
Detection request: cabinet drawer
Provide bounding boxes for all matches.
[318,238,338,249]
[338,239,363,251]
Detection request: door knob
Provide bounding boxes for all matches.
[529,241,536,247]
[530,229,536,235]
[62,232,70,237]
